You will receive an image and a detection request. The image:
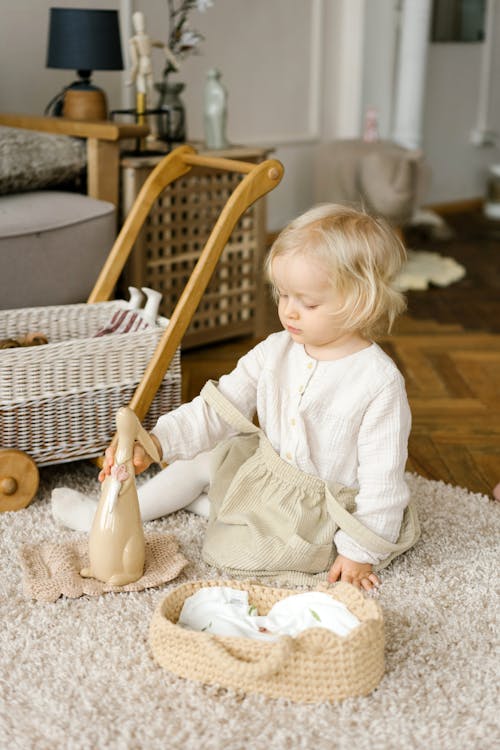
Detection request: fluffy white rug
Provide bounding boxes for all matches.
[395,250,466,291]
[1,465,498,750]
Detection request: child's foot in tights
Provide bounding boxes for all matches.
[51,452,214,532]
[52,488,98,532]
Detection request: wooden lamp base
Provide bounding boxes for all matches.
[63,88,107,121]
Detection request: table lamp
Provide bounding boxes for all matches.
[46,7,124,121]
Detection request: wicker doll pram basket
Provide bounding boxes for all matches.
[149,579,385,703]
[0,301,181,467]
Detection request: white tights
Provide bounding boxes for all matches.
[51,450,215,532]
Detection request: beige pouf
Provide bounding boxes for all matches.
[0,191,115,309]
[149,579,385,703]
[315,139,429,226]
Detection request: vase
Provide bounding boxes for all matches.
[154,81,187,145]
[203,68,229,149]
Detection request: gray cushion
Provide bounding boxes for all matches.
[0,126,86,195]
[0,191,115,309]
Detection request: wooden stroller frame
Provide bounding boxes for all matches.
[0,146,283,509]
[89,144,283,421]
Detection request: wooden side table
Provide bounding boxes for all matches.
[120,146,273,348]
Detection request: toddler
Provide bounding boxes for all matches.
[53,204,420,590]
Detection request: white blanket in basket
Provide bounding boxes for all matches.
[178,586,360,641]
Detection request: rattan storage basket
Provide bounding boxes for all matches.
[0,302,181,465]
[149,579,385,703]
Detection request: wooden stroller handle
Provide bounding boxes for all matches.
[88,146,282,306]
[88,145,196,304]
[129,155,284,420]
[87,146,283,434]
[182,152,256,174]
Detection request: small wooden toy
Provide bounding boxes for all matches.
[0,332,48,349]
[81,406,161,586]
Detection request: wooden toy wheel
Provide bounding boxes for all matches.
[0,449,39,511]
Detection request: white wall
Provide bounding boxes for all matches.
[361,0,400,139]
[0,0,124,116]
[132,0,329,230]
[1,0,500,228]
[424,41,500,202]
[361,0,500,205]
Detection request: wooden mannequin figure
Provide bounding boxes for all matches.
[80,407,161,586]
[127,11,179,122]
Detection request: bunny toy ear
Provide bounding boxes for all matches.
[136,423,162,464]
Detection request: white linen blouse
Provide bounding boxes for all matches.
[152,331,411,564]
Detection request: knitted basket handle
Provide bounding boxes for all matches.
[205,634,294,678]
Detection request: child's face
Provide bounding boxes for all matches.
[272,253,353,359]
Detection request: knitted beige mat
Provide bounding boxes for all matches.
[19,533,188,602]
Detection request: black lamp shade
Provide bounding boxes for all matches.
[46,8,123,72]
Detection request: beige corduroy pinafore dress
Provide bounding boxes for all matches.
[200,381,420,585]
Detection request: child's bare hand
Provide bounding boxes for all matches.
[327,554,380,591]
[98,436,161,482]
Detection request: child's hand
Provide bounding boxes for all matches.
[327,554,380,591]
[98,435,162,482]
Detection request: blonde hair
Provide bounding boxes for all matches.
[265,203,407,339]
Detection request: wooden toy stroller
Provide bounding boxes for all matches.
[0,145,283,511]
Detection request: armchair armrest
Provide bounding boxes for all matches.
[0,114,149,207]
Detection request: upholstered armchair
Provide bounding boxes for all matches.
[0,114,147,309]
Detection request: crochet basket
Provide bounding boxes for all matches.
[149,579,385,703]
[0,301,181,466]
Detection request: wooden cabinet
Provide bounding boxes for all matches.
[120,146,272,348]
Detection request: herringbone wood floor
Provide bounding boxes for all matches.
[181,209,500,498]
